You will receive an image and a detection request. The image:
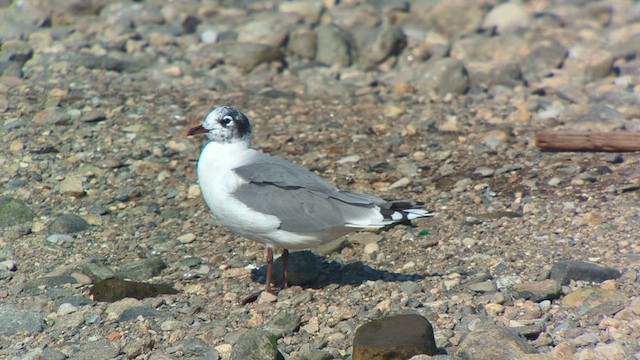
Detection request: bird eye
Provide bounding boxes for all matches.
[220,116,233,127]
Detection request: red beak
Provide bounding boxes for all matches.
[186,125,208,136]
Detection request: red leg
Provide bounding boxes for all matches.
[265,247,274,294]
[282,249,289,289]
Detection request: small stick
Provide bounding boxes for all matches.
[535,130,640,152]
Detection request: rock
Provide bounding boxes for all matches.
[467,280,497,293]
[278,0,323,25]
[271,250,319,286]
[78,259,117,282]
[456,323,537,359]
[315,23,355,67]
[520,42,567,84]
[298,349,334,360]
[466,61,522,89]
[0,304,44,336]
[550,260,622,285]
[413,58,469,96]
[496,275,522,290]
[177,233,196,244]
[0,196,35,228]
[57,303,78,316]
[428,0,485,38]
[168,338,219,359]
[58,176,85,196]
[41,348,68,360]
[313,237,350,255]
[263,311,302,337]
[48,214,90,234]
[360,25,407,70]
[0,259,16,271]
[72,338,121,360]
[25,275,78,293]
[230,329,278,360]
[593,342,628,360]
[32,107,72,126]
[257,291,278,304]
[304,74,352,99]
[481,2,532,34]
[214,42,283,73]
[563,45,613,82]
[364,242,379,255]
[288,27,317,59]
[236,13,297,48]
[510,279,562,302]
[118,305,165,322]
[0,39,33,77]
[90,278,178,302]
[117,257,167,281]
[561,287,626,317]
[67,53,145,73]
[352,314,437,360]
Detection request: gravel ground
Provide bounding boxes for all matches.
[1,0,640,359]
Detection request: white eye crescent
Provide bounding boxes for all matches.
[220,116,233,126]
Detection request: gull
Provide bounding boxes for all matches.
[187,106,433,294]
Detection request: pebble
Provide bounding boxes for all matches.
[57,303,78,316]
[57,176,85,197]
[496,276,522,290]
[0,260,17,271]
[178,233,196,244]
[363,242,379,255]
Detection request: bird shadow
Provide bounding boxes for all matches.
[250,250,425,290]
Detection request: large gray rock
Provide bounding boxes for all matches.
[0,304,45,336]
[510,279,562,302]
[0,39,33,77]
[359,25,407,70]
[520,42,567,84]
[48,214,90,234]
[263,311,302,337]
[288,27,317,59]
[0,197,36,228]
[230,329,279,360]
[315,23,355,67]
[550,260,622,285]
[352,314,437,360]
[413,58,469,96]
[456,323,537,359]
[214,42,283,73]
[72,338,121,360]
[427,0,485,39]
[481,2,532,34]
[117,257,167,281]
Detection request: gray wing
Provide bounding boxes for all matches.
[233,154,378,232]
